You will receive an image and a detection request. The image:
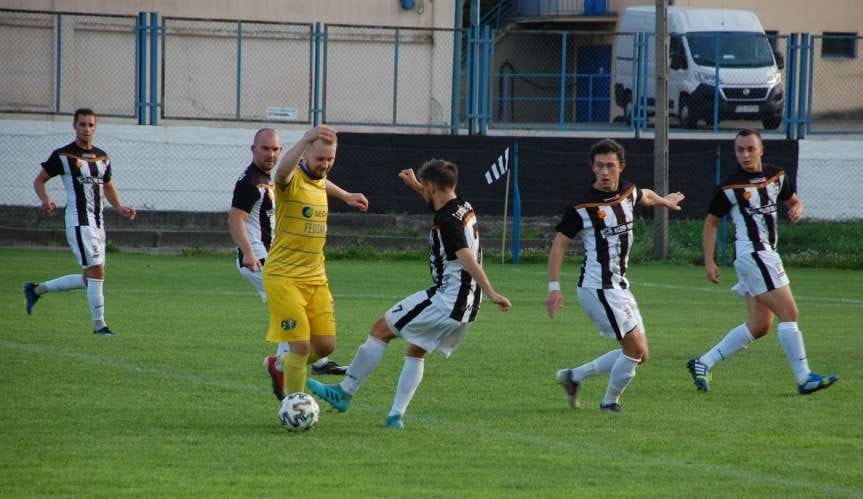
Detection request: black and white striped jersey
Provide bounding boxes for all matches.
[231,163,274,262]
[555,181,642,290]
[41,142,112,229]
[426,197,482,323]
[708,164,794,254]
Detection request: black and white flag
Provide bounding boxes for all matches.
[484,147,510,184]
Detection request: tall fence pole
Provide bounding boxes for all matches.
[784,33,798,139]
[55,14,62,113]
[450,0,463,135]
[149,12,158,125]
[136,12,147,124]
[393,28,400,126]
[313,22,322,126]
[796,33,810,139]
[236,21,242,120]
[511,141,521,264]
[654,0,669,260]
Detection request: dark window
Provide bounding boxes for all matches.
[765,30,779,52]
[670,35,687,69]
[822,32,857,59]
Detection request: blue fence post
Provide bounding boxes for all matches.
[450,7,463,135]
[55,14,62,113]
[805,34,815,136]
[784,33,798,139]
[480,25,491,134]
[313,22,322,126]
[136,12,147,124]
[559,32,567,129]
[236,21,242,120]
[393,28,400,126]
[511,141,521,264]
[467,25,476,135]
[486,26,495,132]
[149,12,158,125]
[631,33,639,136]
[712,31,720,132]
[796,33,810,139]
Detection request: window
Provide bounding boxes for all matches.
[670,35,686,69]
[765,30,779,52]
[822,32,857,59]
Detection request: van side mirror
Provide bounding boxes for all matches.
[774,51,785,70]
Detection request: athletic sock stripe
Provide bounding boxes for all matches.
[751,252,776,292]
[74,226,89,266]
[394,298,433,331]
[596,289,622,340]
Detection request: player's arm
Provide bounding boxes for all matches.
[103,181,136,219]
[455,248,511,311]
[325,179,368,212]
[227,208,260,271]
[274,125,337,187]
[784,193,804,223]
[398,168,425,197]
[546,233,571,318]
[703,214,722,284]
[639,188,685,210]
[33,169,56,213]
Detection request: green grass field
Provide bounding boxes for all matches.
[2,249,862,497]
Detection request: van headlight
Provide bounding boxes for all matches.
[766,72,781,88]
[695,70,717,85]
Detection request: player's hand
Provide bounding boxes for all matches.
[664,192,685,211]
[345,192,369,212]
[243,254,261,272]
[546,290,564,318]
[119,206,137,220]
[305,125,337,144]
[488,291,511,312]
[787,203,803,223]
[398,168,420,186]
[705,261,720,284]
[41,198,56,213]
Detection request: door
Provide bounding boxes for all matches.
[575,45,611,123]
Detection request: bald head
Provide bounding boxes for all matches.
[251,128,281,172]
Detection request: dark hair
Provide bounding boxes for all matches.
[417,159,458,190]
[590,139,625,164]
[735,128,763,143]
[73,108,96,124]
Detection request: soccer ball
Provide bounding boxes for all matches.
[278,392,320,431]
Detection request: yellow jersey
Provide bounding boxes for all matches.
[264,166,328,283]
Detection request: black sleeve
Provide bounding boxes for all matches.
[634,185,642,204]
[707,187,732,217]
[778,174,795,201]
[554,205,583,239]
[439,217,469,257]
[103,158,112,183]
[231,181,259,213]
[41,151,63,177]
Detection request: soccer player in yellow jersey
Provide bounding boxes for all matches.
[263,125,345,396]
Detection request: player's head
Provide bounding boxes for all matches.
[251,128,281,172]
[73,108,97,146]
[589,139,625,191]
[417,159,458,210]
[734,129,764,173]
[303,135,337,179]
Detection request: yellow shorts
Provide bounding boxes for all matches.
[263,277,335,343]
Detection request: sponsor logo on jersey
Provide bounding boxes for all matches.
[597,210,607,219]
[750,177,766,184]
[76,176,105,185]
[281,319,297,330]
[601,222,634,239]
[302,207,313,218]
[304,222,326,234]
[742,191,752,200]
[745,204,777,215]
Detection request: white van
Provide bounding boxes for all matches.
[614,7,785,129]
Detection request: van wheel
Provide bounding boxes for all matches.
[762,115,782,130]
[678,97,698,129]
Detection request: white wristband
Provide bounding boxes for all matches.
[548,281,560,292]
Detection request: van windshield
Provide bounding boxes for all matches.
[686,32,775,68]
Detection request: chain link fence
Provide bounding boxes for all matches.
[161,17,313,123]
[807,34,863,135]
[0,9,138,118]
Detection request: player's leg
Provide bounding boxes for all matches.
[385,343,427,429]
[601,327,644,413]
[263,277,311,395]
[756,285,839,393]
[305,284,346,375]
[557,349,621,409]
[24,227,91,314]
[81,227,109,335]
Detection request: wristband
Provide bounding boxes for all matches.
[548,281,560,292]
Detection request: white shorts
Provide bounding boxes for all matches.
[237,259,267,302]
[66,225,105,268]
[384,289,470,358]
[732,249,790,298]
[576,287,645,340]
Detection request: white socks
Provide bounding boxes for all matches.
[389,356,424,418]
[340,336,387,395]
[562,349,622,383]
[700,324,754,368]
[603,353,640,406]
[36,274,85,294]
[86,278,105,330]
[778,322,811,385]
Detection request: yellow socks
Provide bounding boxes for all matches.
[282,351,308,394]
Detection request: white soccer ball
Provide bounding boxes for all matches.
[278,392,320,431]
